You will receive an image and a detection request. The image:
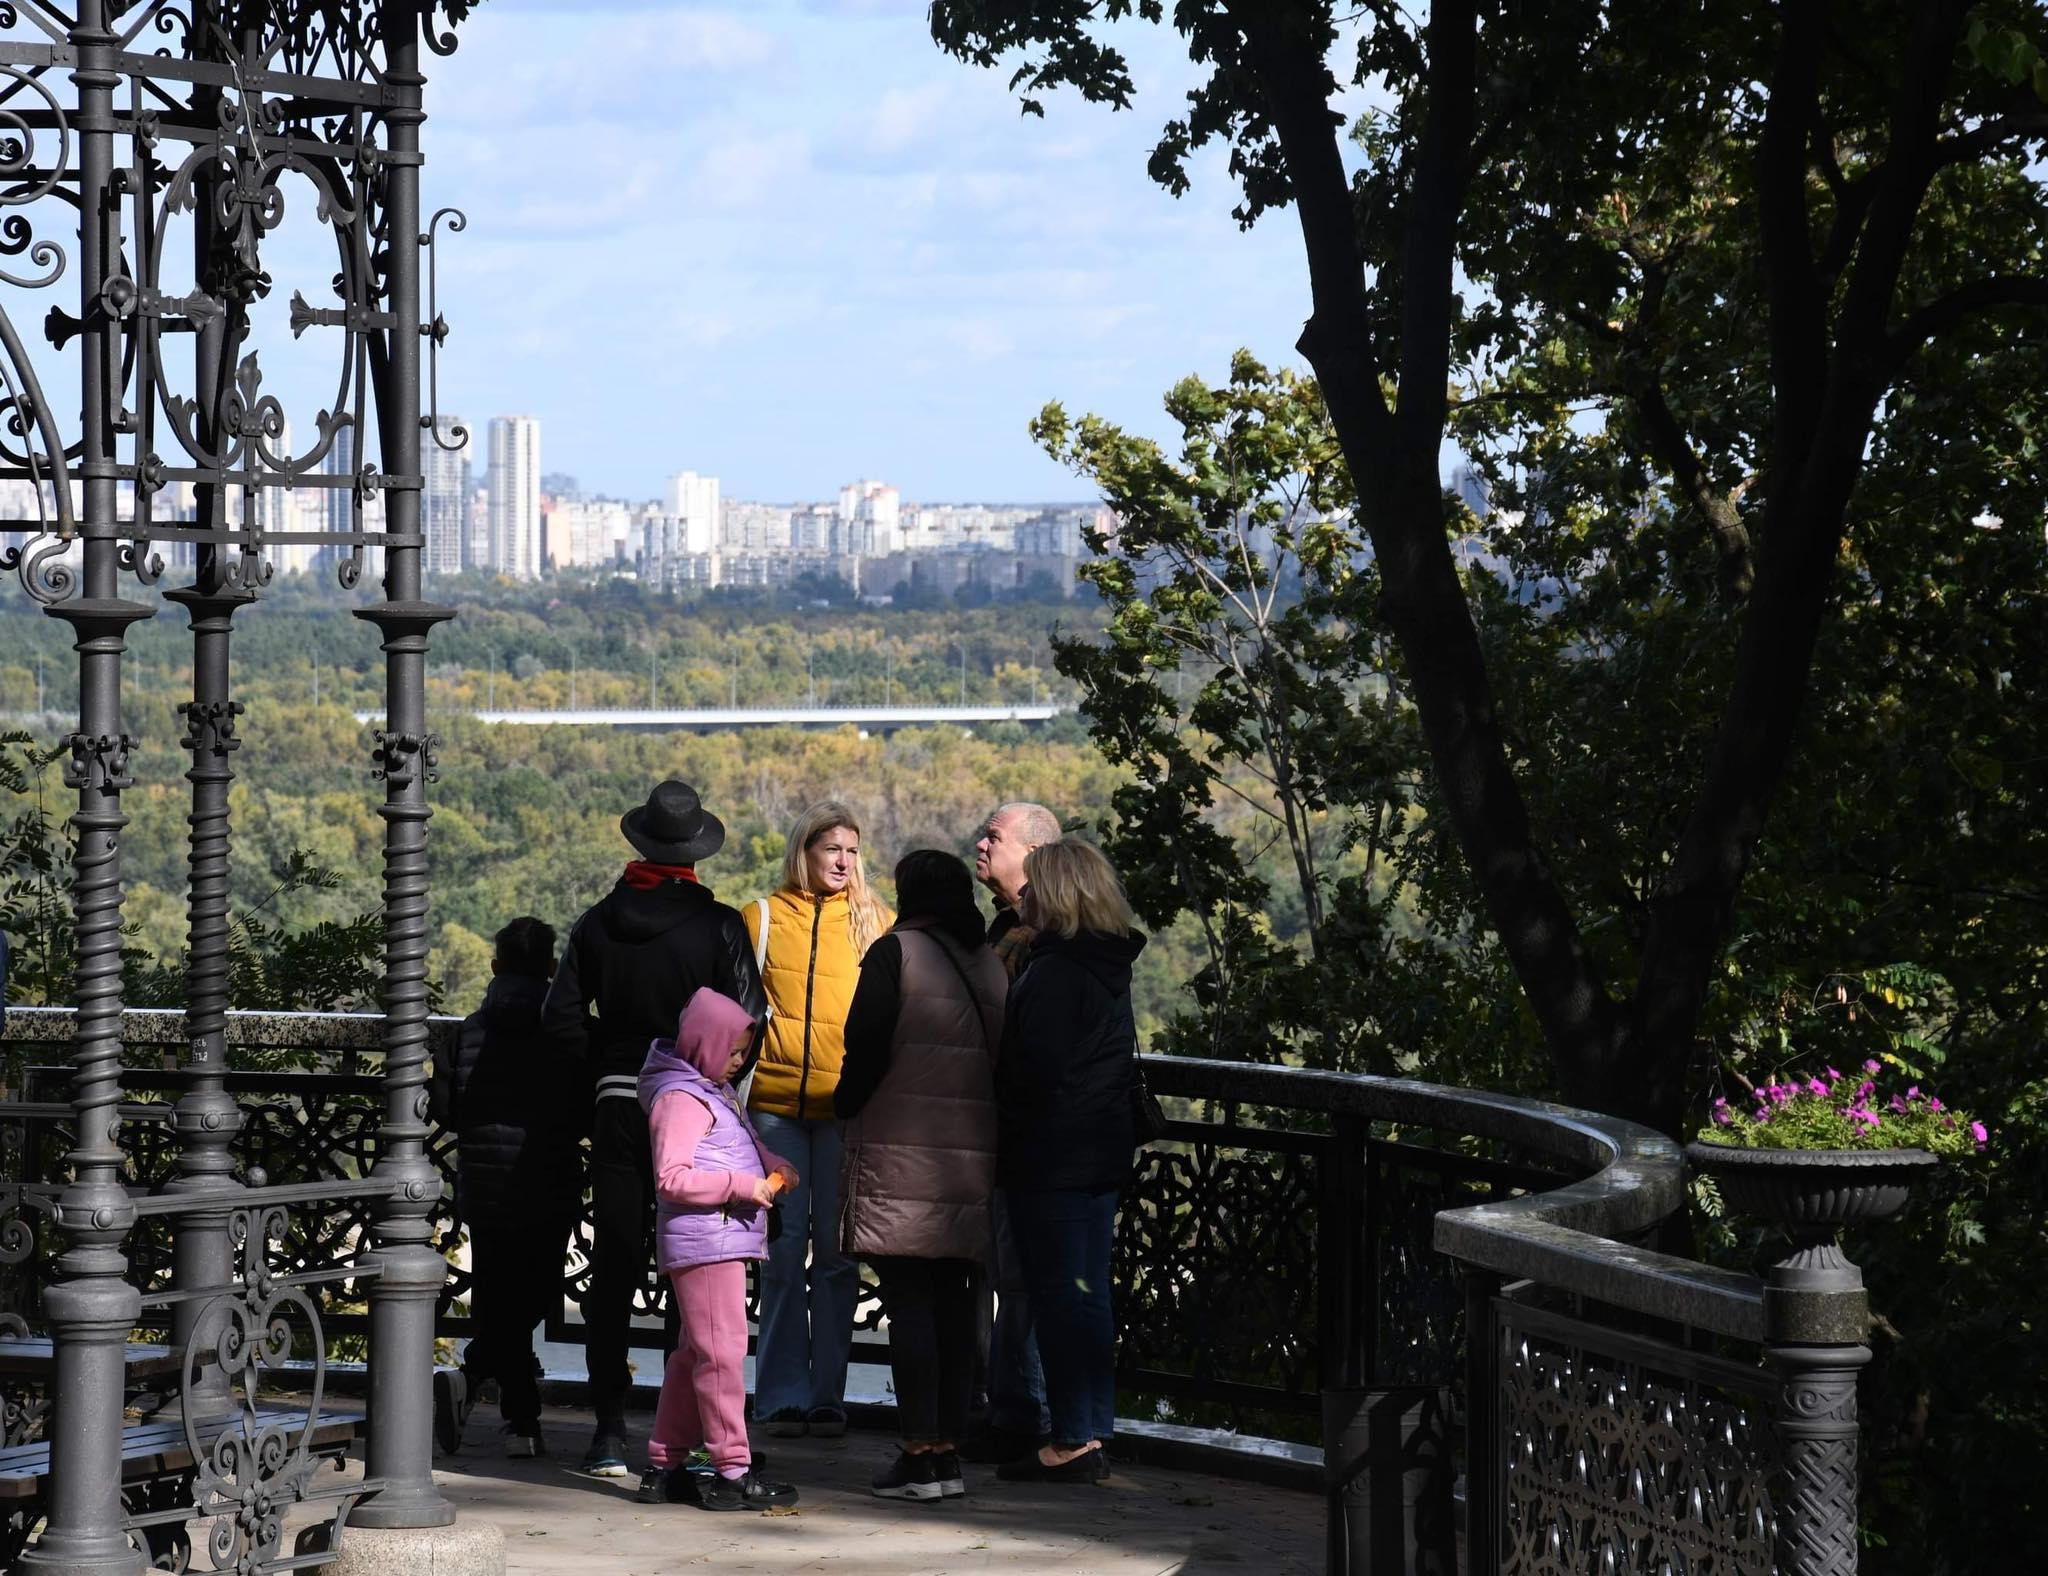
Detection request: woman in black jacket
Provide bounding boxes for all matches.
[993,841,1145,1483]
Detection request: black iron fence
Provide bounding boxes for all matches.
[3,1008,1870,1576]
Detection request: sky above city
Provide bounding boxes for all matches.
[407,0,1334,504]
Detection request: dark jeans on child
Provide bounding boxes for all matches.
[466,1213,573,1432]
[873,1256,982,1443]
[1006,1187,1119,1446]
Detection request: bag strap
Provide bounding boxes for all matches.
[919,931,999,1057]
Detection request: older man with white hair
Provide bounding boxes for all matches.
[973,801,1063,980]
[963,800,1062,1461]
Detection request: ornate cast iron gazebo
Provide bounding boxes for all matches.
[0,2,477,1569]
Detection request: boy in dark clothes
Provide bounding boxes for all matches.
[431,916,579,1457]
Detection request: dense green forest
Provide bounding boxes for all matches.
[0,579,1241,1032]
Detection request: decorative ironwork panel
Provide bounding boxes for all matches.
[1495,1298,1779,1576]
[1115,1126,1322,1405]
[0,0,475,604]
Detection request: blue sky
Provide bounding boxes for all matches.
[409,0,1326,503]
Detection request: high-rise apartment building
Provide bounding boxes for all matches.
[423,415,467,577]
[666,470,721,556]
[487,416,541,579]
[838,479,900,555]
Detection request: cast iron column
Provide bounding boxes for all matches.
[162,566,249,1422]
[352,0,456,1529]
[1766,1232,1872,1576]
[160,35,246,1416]
[22,3,150,1572]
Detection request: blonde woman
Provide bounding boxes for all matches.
[993,841,1145,1483]
[743,801,892,1437]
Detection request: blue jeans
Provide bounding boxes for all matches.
[750,1112,858,1416]
[988,1190,1048,1436]
[1006,1187,1119,1446]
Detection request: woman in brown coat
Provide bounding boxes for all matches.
[835,849,1006,1502]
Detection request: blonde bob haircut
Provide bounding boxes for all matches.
[780,800,888,958]
[1021,840,1136,940]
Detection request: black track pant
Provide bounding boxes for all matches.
[466,1214,573,1432]
[872,1255,982,1445]
[586,1096,679,1425]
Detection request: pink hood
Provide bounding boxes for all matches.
[671,988,758,1082]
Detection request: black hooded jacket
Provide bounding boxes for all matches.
[430,972,580,1229]
[996,927,1148,1193]
[541,875,768,1095]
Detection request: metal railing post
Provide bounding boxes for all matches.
[1459,1270,1501,1576]
[1766,1232,1872,1576]
[1318,1115,1366,1573]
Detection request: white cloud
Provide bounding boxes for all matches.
[691,130,813,209]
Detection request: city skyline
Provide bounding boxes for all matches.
[400,1,1336,503]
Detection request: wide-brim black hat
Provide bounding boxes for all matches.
[621,779,726,864]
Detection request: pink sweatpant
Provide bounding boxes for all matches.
[648,1259,752,1475]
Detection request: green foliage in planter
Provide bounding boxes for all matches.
[1696,1063,1989,1156]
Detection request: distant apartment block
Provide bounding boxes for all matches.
[486,416,542,579]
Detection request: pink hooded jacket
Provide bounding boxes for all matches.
[638,990,791,1271]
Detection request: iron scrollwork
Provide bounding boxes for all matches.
[173,1203,348,1575]
[420,206,468,453]
[1495,1301,1779,1576]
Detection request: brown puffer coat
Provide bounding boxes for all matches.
[838,928,1006,1262]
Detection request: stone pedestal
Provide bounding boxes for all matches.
[321,1521,505,1576]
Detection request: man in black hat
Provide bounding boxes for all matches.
[542,779,767,1477]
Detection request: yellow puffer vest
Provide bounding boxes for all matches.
[742,886,889,1120]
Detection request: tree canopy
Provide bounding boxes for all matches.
[934,0,2048,1135]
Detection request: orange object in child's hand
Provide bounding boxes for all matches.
[764,1172,788,1198]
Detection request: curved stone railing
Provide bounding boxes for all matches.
[4,1011,1865,1575]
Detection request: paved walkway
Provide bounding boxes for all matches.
[430,1402,1321,1576]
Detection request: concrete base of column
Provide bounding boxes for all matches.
[322,1519,504,1576]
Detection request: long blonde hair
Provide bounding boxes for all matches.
[1021,841,1136,940]
[781,800,888,957]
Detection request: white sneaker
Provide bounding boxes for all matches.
[502,1427,541,1459]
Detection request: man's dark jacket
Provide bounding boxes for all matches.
[430,973,580,1229]
[542,876,768,1096]
[996,928,1147,1194]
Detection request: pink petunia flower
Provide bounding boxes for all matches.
[1970,1121,1989,1148]
[1864,1059,1881,1074]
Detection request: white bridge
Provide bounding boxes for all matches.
[352,703,1066,734]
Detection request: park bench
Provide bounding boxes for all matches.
[0,1404,362,1567]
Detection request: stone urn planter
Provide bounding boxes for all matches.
[1686,1142,1941,1348]
[1683,1142,1940,1232]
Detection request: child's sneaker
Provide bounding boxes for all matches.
[637,1467,699,1505]
[870,1450,943,1502]
[501,1425,542,1459]
[699,1470,799,1512]
[929,1450,965,1498]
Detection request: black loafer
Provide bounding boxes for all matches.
[996,1447,1107,1484]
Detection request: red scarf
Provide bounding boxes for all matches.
[622,860,699,890]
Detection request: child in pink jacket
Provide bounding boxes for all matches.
[635,989,802,1511]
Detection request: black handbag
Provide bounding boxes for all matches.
[1130,1058,1169,1144]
